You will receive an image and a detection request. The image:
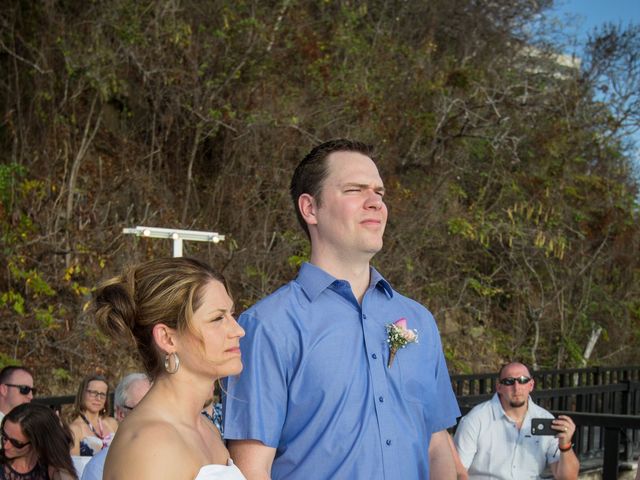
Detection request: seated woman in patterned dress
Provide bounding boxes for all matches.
[67,375,118,457]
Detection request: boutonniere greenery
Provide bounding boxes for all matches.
[386,317,418,368]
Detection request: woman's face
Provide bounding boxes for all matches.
[1,419,31,460]
[83,380,108,414]
[182,280,245,378]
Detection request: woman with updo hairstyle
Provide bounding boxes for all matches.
[1,402,77,479]
[94,257,246,480]
[67,374,118,456]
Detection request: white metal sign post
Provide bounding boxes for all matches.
[122,226,226,257]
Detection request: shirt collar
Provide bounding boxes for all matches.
[491,393,532,422]
[370,267,393,298]
[296,262,393,302]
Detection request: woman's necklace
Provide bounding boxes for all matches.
[79,412,104,439]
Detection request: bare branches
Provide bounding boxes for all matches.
[0,39,50,75]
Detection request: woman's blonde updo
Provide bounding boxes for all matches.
[93,257,226,378]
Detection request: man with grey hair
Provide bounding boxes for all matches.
[81,373,151,480]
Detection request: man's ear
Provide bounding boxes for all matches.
[298,193,318,226]
[115,407,126,422]
[152,323,178,354]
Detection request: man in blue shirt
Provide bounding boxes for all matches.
[224,139,460,479]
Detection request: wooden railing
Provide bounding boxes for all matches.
[450,365,640,396]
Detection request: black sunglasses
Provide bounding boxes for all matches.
[1,429,30,449]
[3,384,36,396]
[498,376,532,386]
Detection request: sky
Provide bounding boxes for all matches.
[552,0,640,40]
[550,0,640,172]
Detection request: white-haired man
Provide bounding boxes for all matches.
[81,373,151,480]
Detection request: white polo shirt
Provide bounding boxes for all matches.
[454,393,560,480]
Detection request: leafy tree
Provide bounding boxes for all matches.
[0,0,638,391]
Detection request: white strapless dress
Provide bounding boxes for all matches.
[194,459,246,480]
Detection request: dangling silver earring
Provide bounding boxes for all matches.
[164,352,180,374]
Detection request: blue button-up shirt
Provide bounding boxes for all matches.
[223,263,460,480]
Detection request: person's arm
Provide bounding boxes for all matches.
[446,432,469,480]
[549,415,580,480]
[429,430,457,480]
[453,415,479,471]
[227,440,276,480]
[49,468,77,480]
[549,447,579,480]
[68,420,82,456]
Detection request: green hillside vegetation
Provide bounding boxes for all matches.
[1,0,639,395]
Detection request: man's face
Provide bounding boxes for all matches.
[496,363,534,409]
[310,151,387,260]
[0,370,34,412]
[115,378,151,422]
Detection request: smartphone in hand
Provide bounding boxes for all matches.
[531,418,556,435]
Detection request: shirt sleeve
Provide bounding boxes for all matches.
[79,451,104,480]
[453,414,479,469]
[428,317,461,432]
[546,435,561,465]
[222,311,289,448]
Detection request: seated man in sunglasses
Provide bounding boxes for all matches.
[0,366,35,422]
[453,362,579,480]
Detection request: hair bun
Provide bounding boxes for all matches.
[94,278,137,342]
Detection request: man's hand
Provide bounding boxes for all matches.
[551,415,575,447]
[549,415,580,480]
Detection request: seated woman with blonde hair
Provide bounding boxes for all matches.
[94,257,246,480]
[68,374,118,456]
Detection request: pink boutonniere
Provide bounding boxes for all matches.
[385,317,418,368]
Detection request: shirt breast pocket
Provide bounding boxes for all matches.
[395,342,434,405]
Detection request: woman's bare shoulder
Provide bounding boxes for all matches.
[106,419,199,480]
[67,417,84,435]
[68,415,82,426]
[48,467,76,480]
[101,415,119,431]
[114,416,178,443]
